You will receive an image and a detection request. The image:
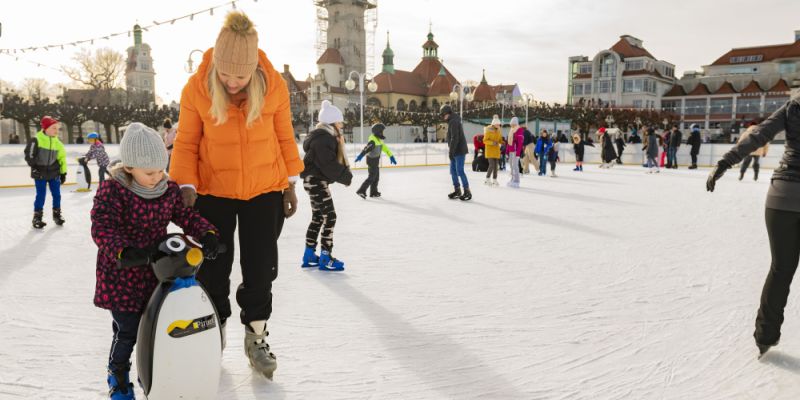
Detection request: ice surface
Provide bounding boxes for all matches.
[0,165,797,399]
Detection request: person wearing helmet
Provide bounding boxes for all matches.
[84,132,110,183]
[440,103,471,201]
[354,123,396,198]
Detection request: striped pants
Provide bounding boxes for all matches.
[303,176,337,252]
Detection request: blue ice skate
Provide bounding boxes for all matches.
[318,250,345,271]
[107,364,135,399]
[302,246,319,268]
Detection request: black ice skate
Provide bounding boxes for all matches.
[32,211,46,229]
[459,188,472,201]
[447,186,462,199]
[52,208,65,226]
[757,341,778,360]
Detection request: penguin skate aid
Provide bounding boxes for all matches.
[117,234,228,400]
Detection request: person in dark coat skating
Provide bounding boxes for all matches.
[614,132,626,164]
[355,123,396,198]
[598,127,617,168]
[687,124,702,169]
[707,95,800,358]
[440,104,471,201]
[642,127,661,174]
[301,100,353,271]
[667,125,682,169]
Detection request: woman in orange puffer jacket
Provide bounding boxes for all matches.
[169,11,303,380]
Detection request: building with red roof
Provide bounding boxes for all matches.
[568,35,677,110]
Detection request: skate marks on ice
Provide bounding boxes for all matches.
[306,272,530,399]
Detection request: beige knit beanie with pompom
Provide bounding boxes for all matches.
[214,12,259,76]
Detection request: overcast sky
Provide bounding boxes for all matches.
[1,0,798,104]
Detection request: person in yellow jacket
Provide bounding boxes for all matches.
[24,116,67,228]
[168,11,303,379]
[483,115,503,186]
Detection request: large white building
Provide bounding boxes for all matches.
[662,30,800,132]
[568,35,677,110]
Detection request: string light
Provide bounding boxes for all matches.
[0,0,251,54]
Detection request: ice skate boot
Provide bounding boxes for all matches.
[459,187,473,201]
[319,250,345,271]
[32,210,46,229]
[757,341,778,360]
[244,321,277,379]
[53,208,65,226]
[107,363,135,400]
[447,186,462,199]
[302,246,319,268]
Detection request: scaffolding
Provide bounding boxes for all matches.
[314,0,378,75]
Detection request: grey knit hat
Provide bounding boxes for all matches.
[120,122,168,170]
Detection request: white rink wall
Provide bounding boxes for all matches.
[0,142,786,186]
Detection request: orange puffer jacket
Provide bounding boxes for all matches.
[170,48,303,200]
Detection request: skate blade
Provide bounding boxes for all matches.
[249,360,276,380]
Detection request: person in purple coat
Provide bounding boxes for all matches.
[90,122,219,399]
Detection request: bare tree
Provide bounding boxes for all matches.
[62,48,125,90]
[20,78,54,100]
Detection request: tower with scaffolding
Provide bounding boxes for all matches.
[309,0,378,117]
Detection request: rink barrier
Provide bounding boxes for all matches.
[0,143,786,187]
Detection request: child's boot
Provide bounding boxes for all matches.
[302,246,319,268]
[53,208,65,226]
[32,210,46,229]
[107,362,135,399]
[319,250,345,271]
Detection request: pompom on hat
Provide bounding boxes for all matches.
[214,12,259,76]
[318,100,344,125]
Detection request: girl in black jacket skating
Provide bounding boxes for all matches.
[301,100,353,271]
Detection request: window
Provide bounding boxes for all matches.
[367,97,382,107]
[585,82,591,94]
[779,63,797,74]
[632,100,643,109]
[599,54,617,77]
[710,98,733,114]
[684,99,707,115]
[579,64,592,74]
[736,98,760,113]
[730,55,764,64]
[729,66,759,74]
[766,97,789,113]
[572,84,583,95]
[409,100,418,111]
[662,100,679,113]
[396,99,407,111]
[598,80,611,93]
[622,79,657,93]
[625,60,644,71]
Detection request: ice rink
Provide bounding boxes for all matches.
[1,163,798,399]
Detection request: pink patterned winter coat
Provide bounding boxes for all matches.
[91,179,216,312]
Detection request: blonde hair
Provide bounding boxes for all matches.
[110,163,133,185]
[207,64,268,128]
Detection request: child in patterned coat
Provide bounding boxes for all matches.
[90,123,219,399]
[83,132,110,183]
